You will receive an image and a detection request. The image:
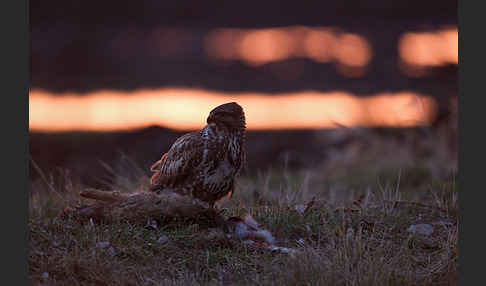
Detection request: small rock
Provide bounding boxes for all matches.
[407,224,434,236]
[107,247,117,257]
[296,238,305,246]
[157,235,169,244]
[268,245,298,256]
[294,200,315,215]
[294,204,307,215]
[96,241,110,248]
[147,220,158,230]
[242,240,255,245]
[346,227,355,239]
[433,221,453,227]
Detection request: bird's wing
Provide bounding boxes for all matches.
[149,132,204,189]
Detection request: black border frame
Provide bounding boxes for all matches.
[5,0,29,284]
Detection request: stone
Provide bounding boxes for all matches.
[96,241,110,248]
[407,224,434,236]
[157,235,169,244]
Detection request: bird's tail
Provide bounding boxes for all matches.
[150,158,162,172]
[149,171,160,189]
[149,157,164,191]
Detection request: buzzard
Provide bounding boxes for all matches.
[149,102,246,207]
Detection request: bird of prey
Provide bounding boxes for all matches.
[149,102,246,207]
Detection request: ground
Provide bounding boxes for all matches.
[29,132,458,285]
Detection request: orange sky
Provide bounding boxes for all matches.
[204,26,457,71]
[29,88,438,132]
[399,26,458,67]
[30,27,455,132]
[204,26,372,70]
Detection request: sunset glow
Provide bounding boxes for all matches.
[399,27,458,67]
[204,26,372,70]
[303,28,336,63]
[29,88,438,132]
[238,28,297,66]
[204,25,457,76]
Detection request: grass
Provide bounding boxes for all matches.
[29,166,458,285]
[29,126,458,285]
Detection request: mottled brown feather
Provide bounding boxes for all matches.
[149,102,246,205]
[149,132,204,190]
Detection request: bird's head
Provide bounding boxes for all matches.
[206,102,246,132]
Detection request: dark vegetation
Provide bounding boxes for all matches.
[29,115,458,285]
